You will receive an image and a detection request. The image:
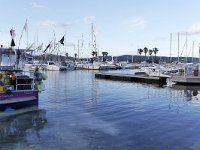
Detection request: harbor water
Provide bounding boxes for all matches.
[1,70,200,150]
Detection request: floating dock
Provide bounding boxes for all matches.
[95,72,168,86]
[171,76,200,85]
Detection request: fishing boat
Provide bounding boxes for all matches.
[0,47,46,111]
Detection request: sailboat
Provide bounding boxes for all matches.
[82,23,109,70]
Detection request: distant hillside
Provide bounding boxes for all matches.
[33,53,199,63]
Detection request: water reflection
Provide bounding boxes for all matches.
[0,106,47,144]
[171,85,200,101]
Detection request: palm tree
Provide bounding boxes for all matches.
[92,51,97,57]
[143,47,148,61]
[74,53,77,61]
[65,53,69,61]
[138,48,143,62]
[153,47,159,62]
[102,51,108,62]
[92,51,95,57]
[149,49,153,62]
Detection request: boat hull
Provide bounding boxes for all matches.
[0,90,38,111]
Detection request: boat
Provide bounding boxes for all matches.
[82,61,109,70]
[133,64,171,78]
[171,63,200,85]
[0,47,47,111]
[46,61,74,71]
[60,61,76,71]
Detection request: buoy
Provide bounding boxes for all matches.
[11,73,16,80]
[42,73,47,80]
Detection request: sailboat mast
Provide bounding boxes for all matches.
[178,32,180,63]
[91,23,94,52]
[199,43,200,63]
[170,33,172,63]
[78,40,80,61]
[186,32,188,63]
[192,41,194,63]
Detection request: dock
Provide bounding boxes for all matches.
[171,76,200,85]
[95,72,168,86]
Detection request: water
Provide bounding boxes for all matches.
[1,70,200,150]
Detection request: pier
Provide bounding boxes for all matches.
[95,72,168,86]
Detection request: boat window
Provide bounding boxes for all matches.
[49,62,55,65]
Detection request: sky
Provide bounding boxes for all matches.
[1,0,200,58]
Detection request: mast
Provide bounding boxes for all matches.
[199,43,200,63]
[192,41,194,63]
[65,31,67,62]
[94,34,98,61]
[78,40,80,61]
[26,20,28,48]
[91,23,94,53]
[170,33,172,63]
[81,33,84,60]
[185,32,188,63]
[178,32,180,63]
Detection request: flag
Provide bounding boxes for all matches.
[37,43,43,51]
[23,19,28,32]
[59,36,64,45]
[10,38,15,47]
[10,28,16,38]
[27,43,34,50]
[43,44,50,53]
[43,42,53,53]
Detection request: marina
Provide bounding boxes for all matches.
[1,0,200,149]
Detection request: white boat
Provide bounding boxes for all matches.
[24,60,47,71]
[46,61,61,71]
[105,61,121,70]
[60,61,76,71]
[171,63,200,85]
[82,62,109,70]
[140,65,171,78]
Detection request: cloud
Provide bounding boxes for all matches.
[30,2,45,9]
[180,22,200,35]
[40,20,71,28]
[125,17,147,32]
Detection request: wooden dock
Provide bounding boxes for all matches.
[95,72,168,86]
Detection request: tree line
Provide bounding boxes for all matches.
[138,47,159,63]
